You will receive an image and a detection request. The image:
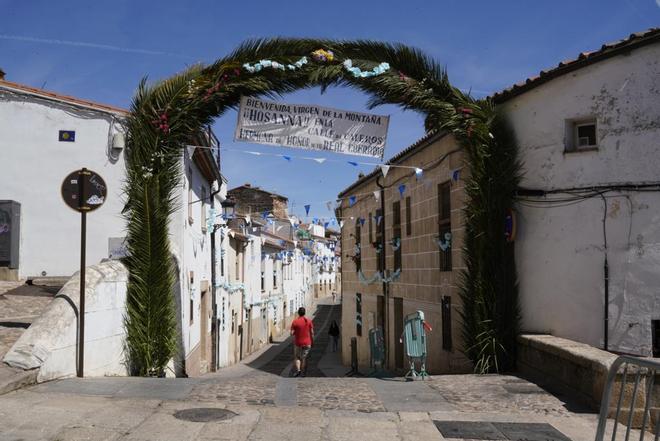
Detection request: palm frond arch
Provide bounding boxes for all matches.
[123,38,521,376]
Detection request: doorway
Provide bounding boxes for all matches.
[394,297,404,369]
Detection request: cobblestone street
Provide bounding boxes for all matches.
[0,297,619,440]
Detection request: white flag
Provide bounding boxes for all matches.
[373,191,380,201]
[380,164,390,178]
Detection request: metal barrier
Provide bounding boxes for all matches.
[595,356,659,441]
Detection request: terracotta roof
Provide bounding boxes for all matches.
[0,79,128,115]
[494,28,660,103]
[337,130,446,197]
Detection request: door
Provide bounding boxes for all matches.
[200,288,208,368]
[394,297,404,369]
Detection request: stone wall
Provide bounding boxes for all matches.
[3,260,128,381]
[518,334,659,431]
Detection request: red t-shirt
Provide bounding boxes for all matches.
[291,317,314,347]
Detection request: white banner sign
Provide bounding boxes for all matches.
[234,96,389,159]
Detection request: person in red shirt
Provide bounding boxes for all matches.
[290,307,314,377]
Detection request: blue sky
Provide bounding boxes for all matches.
[1,0,658,219]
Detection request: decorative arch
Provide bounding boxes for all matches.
[123,39,521,376]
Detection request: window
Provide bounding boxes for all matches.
[220,249,225,277]
[438,182,452,271]
[187,167,194,224]
[393,201,402,271]
[375,208,383,272]
[406,197,412,236]
[261,271,265,291]
[189,271,194,324]
[565,118,597,152]
[354,220,362,273]
[273,268,277,289]
[356,293,362,337]
[653,320,660,358]
[368,211,373,244]
[201,186,207,233]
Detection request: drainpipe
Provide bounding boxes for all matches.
[376,175,388,369]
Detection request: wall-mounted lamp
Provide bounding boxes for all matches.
[112,133,125,151]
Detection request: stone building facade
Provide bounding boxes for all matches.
[337,132,471,374]
[227,184,289,219]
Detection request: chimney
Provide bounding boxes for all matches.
[0,69,5,81]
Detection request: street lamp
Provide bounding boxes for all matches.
[221,198,236,219]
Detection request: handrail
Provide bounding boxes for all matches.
[595,356,659,441]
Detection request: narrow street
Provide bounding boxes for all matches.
[0,296,612,441]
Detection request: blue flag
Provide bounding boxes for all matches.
[304,204,311,216]
[349,196,356,207]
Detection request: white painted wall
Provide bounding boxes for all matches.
[0,90,126,279]
[3,260,128,381]
[170,153,215,371]
[505,43,660,355]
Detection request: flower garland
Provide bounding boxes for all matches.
[242,56,308,73]
[215,278,245,294]
[342,59,390,78]
[241,50,392,81]
[357,268,402,285]
[436,232,452,251]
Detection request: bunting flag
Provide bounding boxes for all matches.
[415,167,424,180]
[348,161,358,167]
[349,196,357,207]
[376,215,383,225]
[373,191,380,202]
[379,164,390,178]
[339,221,344,228]
[186,145,196,159]
[262,210,269,219]
[247,151,262,155]
[358,217,365,226]
[398,184,406,198]
[324,222,329,228]
[326,201,333,211]
[452,169,460,182]
[245,215,251,224]
[304,204,311,216]
[312,158,326,164]
[282,155,292,161]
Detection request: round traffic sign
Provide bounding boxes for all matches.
[61,168,107,213]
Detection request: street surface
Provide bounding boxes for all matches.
[0,297,610,440]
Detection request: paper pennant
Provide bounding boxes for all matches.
[247,151,262,155]
[380,164,390,178]
[339,221,344,228]
[415,168,424,180]
[245,215,251,224]
[373,191,380,202]
[358,217,365,226]
[326,201,333,211]
[313,158,327,164]
[398,184,406,197]
[304,204,311,216]
[349,195,357,207]
[348,161,358,167]
[324,222,329,228]
[186,146,196,159]
[282,155,292,161]
[376,215,383,225]
[452,169,461,182]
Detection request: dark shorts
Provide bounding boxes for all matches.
[294,345,311,361]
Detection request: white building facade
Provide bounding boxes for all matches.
[500,29,660,356]
[0,79,126,280]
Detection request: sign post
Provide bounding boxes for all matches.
[61,168,107,377]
